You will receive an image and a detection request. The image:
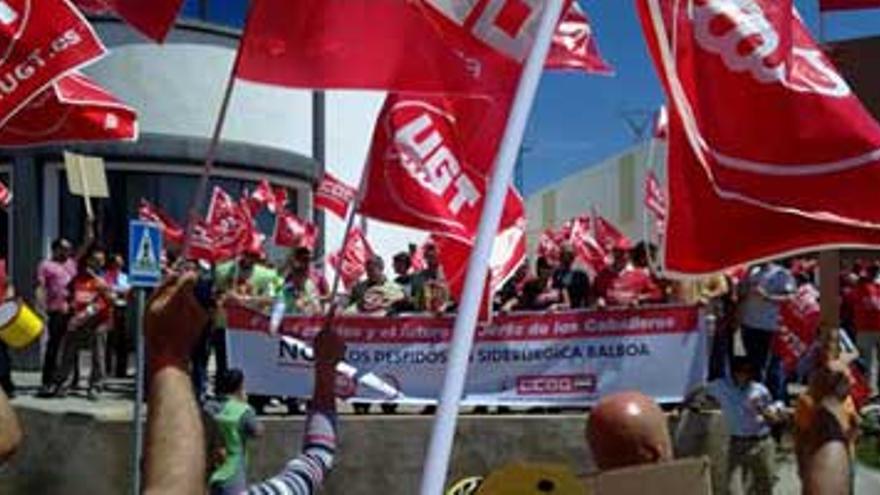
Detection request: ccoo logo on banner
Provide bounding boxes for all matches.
[225,304,707,406]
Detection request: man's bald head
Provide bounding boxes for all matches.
[586,391,673,471]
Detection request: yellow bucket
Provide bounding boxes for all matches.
[0,300,44,349]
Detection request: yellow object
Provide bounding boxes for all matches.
[0,300,44,349]
[475,463,588,495]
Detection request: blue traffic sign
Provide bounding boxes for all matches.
[129,220,163,288]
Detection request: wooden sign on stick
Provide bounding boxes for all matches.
[64,151,109,220]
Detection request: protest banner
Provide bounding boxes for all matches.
[226,303,706,407]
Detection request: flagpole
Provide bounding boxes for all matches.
[641,137,660,272]
[418,1,565,494]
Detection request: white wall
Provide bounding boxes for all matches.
[525,141,667,258]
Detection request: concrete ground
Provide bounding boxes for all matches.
[7,370,880,494]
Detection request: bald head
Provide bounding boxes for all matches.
[586,391,673,471]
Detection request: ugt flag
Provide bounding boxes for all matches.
[329,228,373,290]
[639,0,880,231]
[235,0,556,94]
[0,0,106,129]
[358,93,524,244]
[206,187,256,258]
[273,209,317,250]
[138,199,183,245]
[73,0,183,42]
[0,73,137,146]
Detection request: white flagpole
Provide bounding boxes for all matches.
[418,1,565,494]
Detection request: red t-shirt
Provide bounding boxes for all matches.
[853,280,880,331]
[70,274,113,327]
[604,267,663,306]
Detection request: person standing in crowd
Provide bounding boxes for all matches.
[738,261,796,399]
[592,240,631,306]
[0,271,15,396]
[347,256,404,316]
[496,262,529,312]
[36,238,77,390]
[604,242,666,307]
[551,244,590,309]
[391,251,417,313]
[103,254,131,378]
[214,247,282,375]
[519,257,569,311]
[852,263,880,397]
[705,357,786,495]
[204,368,264,495]
[280,248,321,316]
[142,272,343,495]
[412,243,450,313]
[46,245,115,400]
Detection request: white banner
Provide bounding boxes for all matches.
[226,304,706,406]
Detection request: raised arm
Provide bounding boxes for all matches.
[0,388,21,463]
[248,324,345,495]
[143,273,210,495]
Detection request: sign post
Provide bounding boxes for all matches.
[128,220,162,495]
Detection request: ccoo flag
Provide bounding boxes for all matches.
[638,0,880,231]
[235,0,558,94]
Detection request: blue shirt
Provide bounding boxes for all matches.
[706,378,778,437]
[740,263,796,332]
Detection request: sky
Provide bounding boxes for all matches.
[519,0,880,194]
[184,0,880,195]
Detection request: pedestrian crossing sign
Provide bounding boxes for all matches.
[129,220,162,288]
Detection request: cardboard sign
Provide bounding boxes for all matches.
[64,151,109,198]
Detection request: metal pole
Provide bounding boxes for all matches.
[417,1,565,493]
[131,289,146,495]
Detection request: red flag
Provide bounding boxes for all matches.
[546,1,613,75]
[638,0,880,231]
[644,170,667,220]
[819,0,880,11]
[0,180,11,209]
[652,105,668,140]
[74,0,183,42]
[662,107,880,274]
[184,219,234,263]
[432,217,526,319]
[0,73,136,146]
[569,217,607,274]
[315,173,356,220]
[138,199,183,245]
[0,0,106,129]
[592,212,629,252]
[359,93,523,243]
[206,187,254,258]
[235,0,554,94]
[273,209,317,250]
[246,179,283,215]
[329,228,373,290]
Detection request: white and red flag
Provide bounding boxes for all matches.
[73,0,183,42]
[314,173,356,220]
[0,180,11,209]
[359,93,524,243]
[546,1,613,75]
[644,170,667,220]
[591,211,629,252]
[273,209,317,250]
[568,216,608,273]
[0,73,137,146]
[246,179,286,215]
[329,228,373,290]
[138,199,183,245]
[819,0,880,11]
[0,0,106,129]
[638,0,880,231]
[206,187,255,258]
[235,0,557,94]
[185,219,234,263]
